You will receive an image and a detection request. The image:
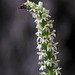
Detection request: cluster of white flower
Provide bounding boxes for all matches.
[24,0,61,75]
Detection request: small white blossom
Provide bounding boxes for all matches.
[35,19,42,24]
[53,42,59,50]
[44,59,60,67]
[35,31,42,36]
[55,67,62,75]
[48,20,54,28]
[42,36,48,43]
[32,13,37,18]
[44,59,53,67]
[43,24,50,32]
[47,43,53,51]
[36,42,42,51]
[37,36,42,42]
[53,52,59,60]
[50,32,56,37]
[37,50,47,60]
[38,62,46,70]
[36,24,41,29]
[54,60,60,67]
[37,52,42,60]
[48,34,54,42]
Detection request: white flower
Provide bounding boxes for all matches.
[50,33,56,37]
[41,36,48,43]
[53,52,59,60]
[35,31,42,36]
[47,59,54,67]
[40,72,46,75]
[47,43,58,52]
[38,62,46,70]
[36,42,42,51]
[37,36,42,42]
[44,59,53,67]
[44,59,60,67]
[37,52,42,60]
[42,13,49,21]
[55,67,62,75]
[54,60,60,67]
[36,24,42,29]
[37,50,47,60]
[43,24,50,32]
[48,35,54,42]
[47,43,53,51]
[46,14,51,17]
[53,42,59,50]
[32,13,37,18]
[48,20,54,28]
[50,24,53,28]
[35,19,42,24]
[41,50,47,57]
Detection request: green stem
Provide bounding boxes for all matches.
[49,67,53,75]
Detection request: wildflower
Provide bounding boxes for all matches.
[36,24,42,29]
[35,30,42,36]
[53,52,59,60]
[37,50,47,60]
[38,62,46,70]
[37,36,42,42]
[47,43,53,51]
[48,34,54,42]
[48,20,54,28]
[32,13,37,18]
[37,52,42,60]
[36,42,42,51]
[43,24,50,32]
[55,67,62,75]
[54,60,60,67]
[42,36,48,43]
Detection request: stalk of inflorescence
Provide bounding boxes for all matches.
[19,0,62,75]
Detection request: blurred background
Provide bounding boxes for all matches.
[0,0,75,75]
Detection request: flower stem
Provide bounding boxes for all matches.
[49,68,53,75]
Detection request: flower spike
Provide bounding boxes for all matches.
[19,0,62,75]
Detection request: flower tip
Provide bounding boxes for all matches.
[18,4,26,9]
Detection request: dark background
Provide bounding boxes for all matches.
[0,0,75,75]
